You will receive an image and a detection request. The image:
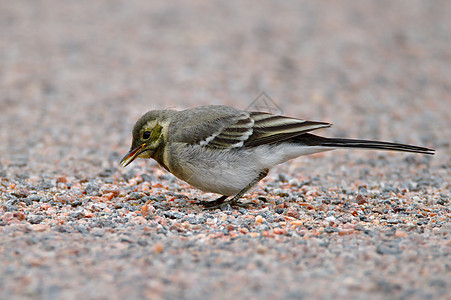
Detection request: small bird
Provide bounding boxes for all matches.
[120,105,435,208]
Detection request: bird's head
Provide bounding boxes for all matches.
[120,111,168,167]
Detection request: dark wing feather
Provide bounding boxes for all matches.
[175,107,332,150]
[171,106,253,148]
[203,111,331,149]
[202,113,254,149]
[243,112,331,147]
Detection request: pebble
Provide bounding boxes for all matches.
[152,242,164,254]
[71,200,83,207]
[163,211,184,219]
[273,227,286,235]
[255,215,263,224]
[70,210,86,219]
[376,244,402,255]
[84,183,100,195]
[338,228,355,236]
[325,216,336,222]
[27,215,44,224]
[286,208,300,219]
[98,167,116,177]
[31,224,49,232]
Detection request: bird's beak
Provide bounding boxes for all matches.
[120,144,146,167]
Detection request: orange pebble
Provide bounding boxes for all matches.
[262,230,275,238]
[273,228,286,235]
[394,230,408,238]
[239,227,249,234]
[339,229,355,236]
[290,220,303,226]
[153,242,164,254]
[56,176,67,183]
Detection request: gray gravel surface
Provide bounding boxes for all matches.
[1,1,450,299]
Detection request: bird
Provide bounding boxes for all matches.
[120,105,435,208]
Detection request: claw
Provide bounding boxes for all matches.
[196,196,254,210]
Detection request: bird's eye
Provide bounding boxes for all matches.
[142,131,151,140]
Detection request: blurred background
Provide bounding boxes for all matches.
[0,0,449,175]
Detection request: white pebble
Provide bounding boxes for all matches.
[325,216,336,222]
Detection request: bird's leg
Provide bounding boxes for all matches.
[224,169,269,207]
[196,195,229,208]
[198,169,269,209]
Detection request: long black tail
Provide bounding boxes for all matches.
[296,133,435,155]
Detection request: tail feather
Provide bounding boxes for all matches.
[295,133,435,155]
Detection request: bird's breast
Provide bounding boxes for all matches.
[167,145,260,196]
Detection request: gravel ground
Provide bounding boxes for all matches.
[1,1,450,299]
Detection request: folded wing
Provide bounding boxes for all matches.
[202,111,331,149]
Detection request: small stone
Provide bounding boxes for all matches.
[262,230,275,238]
[28,215,44,224]
[40,197,50,203]
[226,224,235,231]
[13,212,26,221]
[138,240,148,246]
[153,242,164,254]
[163,211,184,219]
[28,192,45,202]
[140,204,155,218]
[54,194,73,204]
[394,230,408,238]
[256,245,269,254]
[324,227,336,233]
[70,200,83,207]
[355,194,367,205]
[91,228,105,237]
[286,208,300,219]
[325,216,336,222]
[120,236,134,243]
[291,220,303,226]
[74,225,90,234]
[70,210,85,219]
[239,227,249,234]
[412,196,422,203]
[11,189,29,198]
[339,228,355,236]
[141,174,153,182]
[288,179,299,186]
[275,208,284,214]
[376,244,402,255]
[128,192,144,200]
[21,197,33,206]
[278,173,288,182]
[99,168,116,177]
[56,176,68,183]
[38,181,53,190]
[273,227,286,235]
[1,212,14,222]
[31,224,49,232]
[84,183,100,195]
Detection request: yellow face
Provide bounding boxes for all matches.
[137,120,163,157]
[120,119,164,167]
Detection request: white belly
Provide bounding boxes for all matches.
[182,163,257,196]
[169,146,259,196]
[169,143,331,196]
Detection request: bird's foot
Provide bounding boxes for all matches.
[195,195,228,209]
[223,198,252,209]
[196,195,253,210]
